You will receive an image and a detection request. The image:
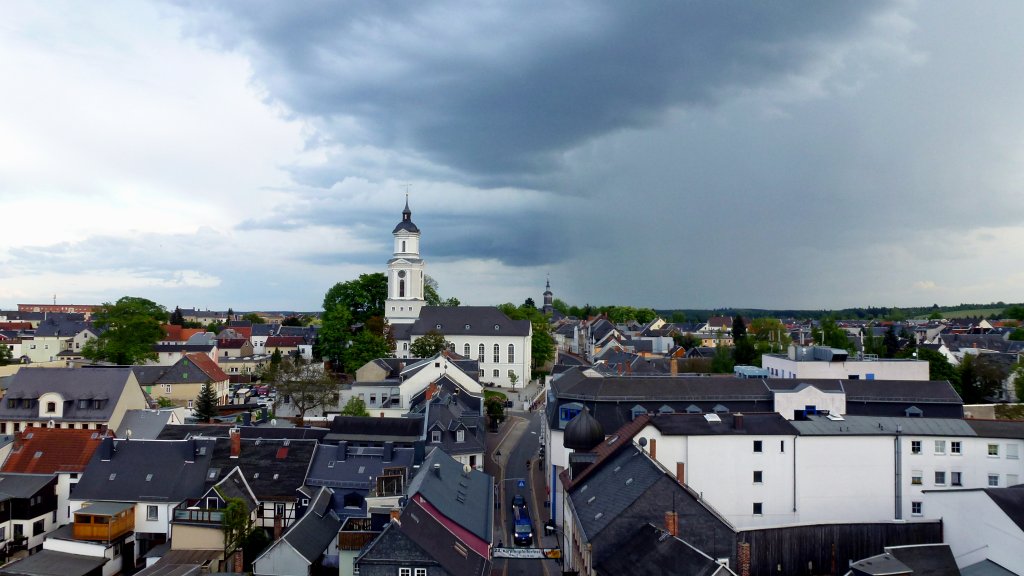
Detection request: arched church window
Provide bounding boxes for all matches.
[493,344,500,363]
[401,240,406,252]
[464,344,471,357]
[399,280,405,298]
[508,344,515,363]
[477,344,485,362]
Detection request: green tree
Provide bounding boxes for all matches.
[342,329,393,373]
[425,275,440,306]
[811,317,852,351]
[282,315,304,327]
[508,371,519,390]
[0,343,12,366]
[710,341,735,374]
[883,325,900,358]
[82,296,168,365]
[319,273,389,364]
[340,396,369,417]
[169,307,185,326]
[634,308,657,324]
[274,359,338,423]
[222,497,252,562]
[749,318,790,353]
[1002,305,1024,322]
[410,330,450,358]
[672,332,701,350]
[670,311,687,323]
[194,382,220,422]
[1009,329,1024,341]
[551,298,570,315]
[241,313,265,324]
[485,395,506,427]
[912,348,957,383]
[497,303,555,374]
[1012,360,1024,403]
[732,315,757,365]
[928,311,943,320]
[156,396,176,408]
[524,297,536,309]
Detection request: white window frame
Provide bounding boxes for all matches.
[934,440,945,455]
[988,443,999,457]
[415,568,427,576]
[911,440,921,455]
[911,501,922,516]
[951,471,962,486]
[988,473,999,487]
[493,344,500,363]
[399,568,411,576]
[934,471,946,486]
[147,505,158,521]
[431,430,441,443]
[951,441,962,455]
[508,344,515,363]
[911,471,922,486]
[456,430,465,443]
[1007,443,1019,459]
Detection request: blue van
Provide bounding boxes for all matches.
[512,500,533,546]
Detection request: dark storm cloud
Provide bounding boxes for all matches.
[177,1,890,185]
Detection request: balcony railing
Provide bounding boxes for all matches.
[73,513,135,542]
[173,499,225,525]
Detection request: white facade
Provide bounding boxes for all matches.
[408,332,531,389]
[547,415,1024,531]
[345,355,482,417]
[762,346,929,380]
[44,534,130,576]
[922,489,1024,573]
[772,385,846,420]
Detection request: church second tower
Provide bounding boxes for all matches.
[385,198,426,324]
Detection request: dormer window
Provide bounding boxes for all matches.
[465,324,471,330]
[456,430,465,443]
[46,402,56,413]
[494,324,500,331]
[78,400,89,410]
[431,430,441,443]
[436,324,442,330]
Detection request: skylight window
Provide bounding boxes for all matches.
[146,474,153,482]
[108,473,116,481]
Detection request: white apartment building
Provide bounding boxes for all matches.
[762,345,929,380]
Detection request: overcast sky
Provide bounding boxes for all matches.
[2,1,1023,312]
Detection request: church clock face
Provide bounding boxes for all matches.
[397,271,406,278]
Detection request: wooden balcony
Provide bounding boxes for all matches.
[73,502,135,542]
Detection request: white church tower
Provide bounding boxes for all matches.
[384,197,426,324]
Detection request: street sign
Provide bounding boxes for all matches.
[517,479,526,488]
[493,548,562,559]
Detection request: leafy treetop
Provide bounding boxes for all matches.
[82,296,168,365]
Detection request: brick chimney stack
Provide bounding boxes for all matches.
[229,428,241,458]
[734,413,744,431]
[664,511,679,537]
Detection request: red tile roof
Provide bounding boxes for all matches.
[162,324,183,341]
[2,428,108,474]
[186,352,230,382]
[0,322,32,330]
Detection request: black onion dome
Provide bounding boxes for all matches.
[564,407,605,451]
[393,197,420,234]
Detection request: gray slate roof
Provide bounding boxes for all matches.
[0,473,55,499]
[647,413,798,436]
[790,414,976,437]
[966,419,1024,439]
[117,409,177,439]
[280,486,342,563]
[72,438,216,502]
[406,449,493,543]
[0,368,135,423]
[597,523,733,576]
[355,521,439,568]
[409,307,530,337]
[985,484,1024,534]
[305,443,416,495]
[0,550,107,576]
[206,437,317,501]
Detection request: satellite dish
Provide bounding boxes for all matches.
[271,419,277,426]
[126,429,133,438]
[463,463,472,475]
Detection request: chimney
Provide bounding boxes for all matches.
[426,382,438,400]
[337,440,348,461]
[670,358,678,375]
[664,511,679,537]
[734,413,744,431]
[433,463,441,478]
[233,549,243,573]
[230,428,241,458]
[383,441,394,462]
[649,438,657,461]
[274,514,283,540]
[390,508,401,524]
[676,462,685,484]
[738,542,751,576]
[626,362,632,375]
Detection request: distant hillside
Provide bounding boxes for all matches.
[655,302,1021,323]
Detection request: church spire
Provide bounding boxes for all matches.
[403,193,412,222]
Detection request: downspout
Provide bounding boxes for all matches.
[792,435,797,513]
[894,427,903,520]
